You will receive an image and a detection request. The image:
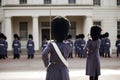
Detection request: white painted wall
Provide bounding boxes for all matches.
[0,8,5,33]
[102,0,116,7]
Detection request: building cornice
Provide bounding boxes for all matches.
[3,4,94,10]
[3,4,93,7]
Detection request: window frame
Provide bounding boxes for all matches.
[0,22,1,32]
[69,21,76,39]
[41,22,50,28]
[93,21,101,27]
[93,0,101,6]
[20,0,27,4]
[117,21,120,35]
[68,0,76,4]
[44,0,51,4]
[0,0,1,6]
[117,0,120,6]
[19,22,28,40]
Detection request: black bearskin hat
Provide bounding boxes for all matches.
[51,16,71,42]
[3,34,7,40]
[90,26,102,40]
[75,35,79,39]
[14,34,20,40]
[67,34,72,39]
[0,33,4,39]
[80,34,85,39]
[117,34,120,39]
[99,34,103,39]
[29,34,33,40]
[104,32,109,37]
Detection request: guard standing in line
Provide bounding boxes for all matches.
[104,32,111,58]
[12,34,21,59]
[0,33,6,59]
[42,16,71,80]
[3,35,8,58]
[26,34,35,59]
[67,34,73,58]
[78,34,86,58]
[115,34,120,57]
[74,35,79,57]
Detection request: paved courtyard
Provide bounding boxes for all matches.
[0,52,120,80]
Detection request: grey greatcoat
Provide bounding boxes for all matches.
[78,39,86,54]
[42,41,72,80]
[104,38,111,53]
[0,39,5,56]
[12,39,21,54]
[85,39,101,76]
[27,40,35,55]
[116,39,120,53]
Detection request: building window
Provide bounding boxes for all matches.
[20,0,27,4]
[69,21,76,38]
[19,22,28,40]
[93,21,101,27]
[0,23,1,32]
[117,21,120,35]
[117,0,120,6]
[41,22,50,27]
[0,0,1,6]
[41,22,51,40]
[93,0,101,6]
[44,0,51,4]
[68,0,76,4]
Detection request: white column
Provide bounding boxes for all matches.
[83,16,93,40]
[5,17,12,51]
[32,16,39,50]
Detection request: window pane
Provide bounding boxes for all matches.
[42,29,50,40]
[0,23,1,32]
[117,21,120,35]
[20,0,27,4]
[0,0,1,6]
[93,0,101,6]
[41,22,50,27]
[69,0,76,4]
[93,21,101,26]
[69,21,76,38]
[20,22,28,40]
[44,0,51,4]
[117,0,120,6]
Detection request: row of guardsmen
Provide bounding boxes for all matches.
[0,33,35,59]
[0,32,120,60]
[41,33,120,58]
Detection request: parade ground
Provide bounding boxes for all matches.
[0,52,120,80]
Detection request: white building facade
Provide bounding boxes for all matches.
[0,0,120,52]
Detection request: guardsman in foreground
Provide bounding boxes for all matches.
[42,16,72,80]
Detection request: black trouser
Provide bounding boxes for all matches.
[68,52,73,58]
[105,52,111,58]
[28,54,34,59]
[13,54,20,59]
[0,55,5,59]
[89,76,98,80]
[117,52,120,57]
